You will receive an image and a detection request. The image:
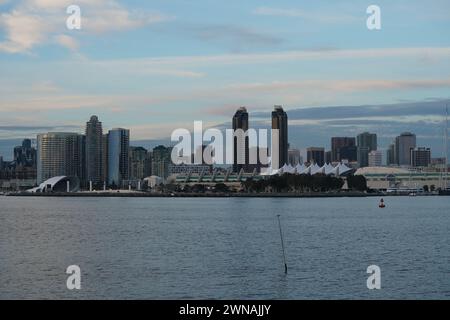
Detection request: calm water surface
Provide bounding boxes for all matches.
[0,196,449,299]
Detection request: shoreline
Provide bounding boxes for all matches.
[4,191,444,198]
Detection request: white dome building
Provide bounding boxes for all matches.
[28,176,80,193]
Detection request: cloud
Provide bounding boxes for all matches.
[0,0,173,53]
[253,99,450,121]
[30,80,60,93]
[82,7,173,34]
[0,125,79,131]
[0,10,49,53]
[253,6,358,23]
[188,24,283,51]
[227,79,450,95]
[93,47,450,67]
[54,34,79,51]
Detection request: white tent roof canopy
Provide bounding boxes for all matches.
[261,162,354,176]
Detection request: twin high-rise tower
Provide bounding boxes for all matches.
[232,105,288,172]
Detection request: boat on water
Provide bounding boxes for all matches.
[379,198,386,208]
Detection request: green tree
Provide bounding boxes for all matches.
[347,175,367,191]
[214,183,229,193]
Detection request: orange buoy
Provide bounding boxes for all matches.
[379,198,385,208]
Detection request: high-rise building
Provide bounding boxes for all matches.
[410,147,431,167]
[129,146,148,180]
[307,147,325,166]
[357,132,377,167]
[357,132,377,151]
[101,133,109,183]
[85,115,103,186]
[145,151,152,177]
[232,107,249,173]
[386,143,396,166]
[37,132,85,184]
[331,137,356,162]
[368,150,382,167]
[271,105,288,168]
[288,149,302,166]
[107,128,130,186]
[13,139,36,167]
[357,146,369,167]
[151,145,173,180]
[395,132,416,166]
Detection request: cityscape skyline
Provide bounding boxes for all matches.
[0,105,450,165]
[1,96,450,161]
[1,108,446,176]
[1,110,447,193]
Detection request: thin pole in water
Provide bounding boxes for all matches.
[445,105,449,188]
[277,214,288,274]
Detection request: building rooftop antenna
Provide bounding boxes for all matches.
[445,105,449,188]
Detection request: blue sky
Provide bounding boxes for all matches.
[0,0,450,159]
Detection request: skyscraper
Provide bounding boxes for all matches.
[357,132,377,167]
[307,147,325,166]
[331,137,356,162]
[386,143,395,166]
[395,132,416,166]
[410,147,431,167]
[151,145,172,180]
[107,128,130,187]
[13,139,36,167]
[129,146,148,180]
[37,132,85,184]
[101,133,109,183]
[368,150,382,167]
[272,105,288,168]
[85,115,103,187]
[232,107,249,173]
[145,151,152,177]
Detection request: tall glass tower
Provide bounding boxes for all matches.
[232,107,249,173]
[107,128,130,187]
[85,115,103,187]
[395,132,416,166]
[357,132,377,167]
[271,105,288,169]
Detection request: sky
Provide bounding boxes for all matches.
[0,0,450,160]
